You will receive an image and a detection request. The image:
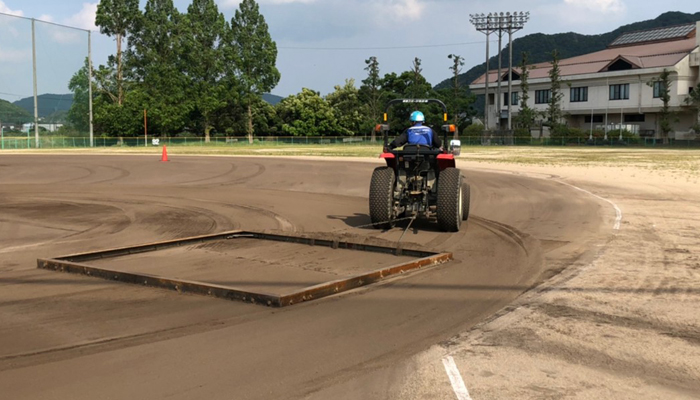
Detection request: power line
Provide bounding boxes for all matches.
[278,40,498,51]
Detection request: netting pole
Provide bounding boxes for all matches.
[32,18,39,148]
[88,30,94,147]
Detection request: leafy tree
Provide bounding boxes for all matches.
[226,0,280,143]
[128,0,190,135]
[380,69,439,132]
[326,79,365,136]
[684,83,700,131]
[516,52,537,134]
[546,49,564,129]
[67,58,92,131]
[95,0,139,106]
[277,88,342,136]
[215,96,281,136]
[648,69,676,144]
[182,0,226,141]
[360,56,382,141]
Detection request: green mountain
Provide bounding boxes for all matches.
[435,11,700,95]
[0,99,33,124]
[12,93,73,122]
[262,93,283,105]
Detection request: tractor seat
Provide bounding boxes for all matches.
[396,144,442,155]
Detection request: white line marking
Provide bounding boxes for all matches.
[558,181,622,231]
[442,356,472,400]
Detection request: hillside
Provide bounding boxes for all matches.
[0,99,33,124]
[12,94,73,121]
[434,11,700,93]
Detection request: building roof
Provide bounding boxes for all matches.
[609,23,696,47]
[471,28,698,86]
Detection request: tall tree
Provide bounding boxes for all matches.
[648,69,675,144]
[95,0,139,106]
[128,0,189,134]
[546,49,564,129]
[411,57,423,99]
[516,52,536,133]
[227,0,280,143]
[67,58,92,132]
[183,0,226,141]
[360,56,381,141]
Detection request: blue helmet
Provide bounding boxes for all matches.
[410,111,425,123]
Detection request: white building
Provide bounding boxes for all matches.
[469,22,700,138]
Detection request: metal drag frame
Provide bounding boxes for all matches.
[37,230,453,307]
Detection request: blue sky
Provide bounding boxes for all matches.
[1,0,699,103]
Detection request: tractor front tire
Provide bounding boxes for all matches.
[369,167,395,229]
[437,168,462,232]
[461,182,471,221]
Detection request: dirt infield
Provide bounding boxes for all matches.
[0,154,608,399]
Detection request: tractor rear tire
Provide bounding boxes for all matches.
[437,167,462,232]
[461,182,471,221]
[369,167,395,229]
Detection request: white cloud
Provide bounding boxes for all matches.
[218,0,317,8]
[388,0,425,21]
[563,0,626,13]
[64,2,98,31]
[0,0,23,16]
[0,45,31,63]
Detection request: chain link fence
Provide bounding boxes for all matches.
[0,12,91,148]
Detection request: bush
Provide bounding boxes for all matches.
[464,123,484,137]
[606,129,636,139]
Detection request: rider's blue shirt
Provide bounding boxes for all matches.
[407,124,434,146]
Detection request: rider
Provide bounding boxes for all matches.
[388,111,442,150]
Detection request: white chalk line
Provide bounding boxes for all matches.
[559,181,622,230]
[442,356,472,400]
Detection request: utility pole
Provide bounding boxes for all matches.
[32,18,39,148]
[88,30,94,147]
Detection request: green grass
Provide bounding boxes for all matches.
[6,143,700,173]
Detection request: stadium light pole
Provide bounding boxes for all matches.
[470,12,529,132]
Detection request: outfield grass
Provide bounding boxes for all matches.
[6,144,700,173]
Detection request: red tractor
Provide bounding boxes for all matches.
[369,99,470,232]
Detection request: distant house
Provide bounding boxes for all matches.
[22,123,63,133]
[470,22,700,138]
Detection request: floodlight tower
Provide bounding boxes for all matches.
[469,13,493,129]
[470,12,529,131]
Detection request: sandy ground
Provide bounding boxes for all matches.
[0,151,697,398]
[394,159,700,399]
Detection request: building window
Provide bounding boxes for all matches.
[609,84,629,100]
[535,90,551,104]
[624,114,645,122]
[585,115,604,123]
[503,92,519,106]
[570,87,588,102]
[653,81,666,98]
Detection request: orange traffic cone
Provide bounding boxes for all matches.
[161,145,169,162]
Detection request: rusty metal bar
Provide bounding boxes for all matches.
[37,230,452,307]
